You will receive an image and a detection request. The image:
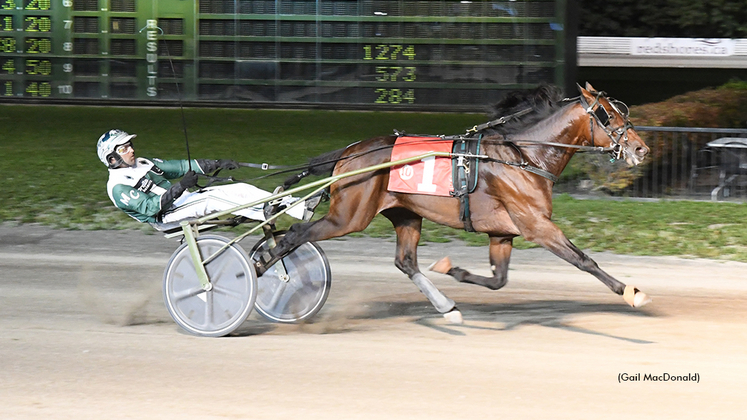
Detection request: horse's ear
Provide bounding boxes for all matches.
[578,83,595,104]
[585,82,597,93]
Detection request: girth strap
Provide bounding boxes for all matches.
[450,137,481,232]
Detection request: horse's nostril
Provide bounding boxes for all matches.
[636,147,648,157]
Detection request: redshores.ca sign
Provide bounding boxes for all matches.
[631,38,735,57]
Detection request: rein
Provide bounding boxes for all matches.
[208,93,634,186]
[225,134,613,185]
[483,138,614,153]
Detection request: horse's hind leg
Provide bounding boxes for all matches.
[522,218,651,307]
[429,235,513,291]
[381,208,463,324]
[257,199,380,275]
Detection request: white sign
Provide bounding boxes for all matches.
[630,38,735,57]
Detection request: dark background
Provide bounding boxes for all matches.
[576,0,747,105]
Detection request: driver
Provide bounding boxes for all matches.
[97,129,305,230]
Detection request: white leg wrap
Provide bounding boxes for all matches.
[411,273,456,313]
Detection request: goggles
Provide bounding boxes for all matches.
[116,141,133,155]
[593,99,630,128]
[593,105,611,127]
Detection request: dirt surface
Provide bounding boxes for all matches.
[1,223,746,419]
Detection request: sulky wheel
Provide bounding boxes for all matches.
[250,233,331,323]
[163,235,257,337]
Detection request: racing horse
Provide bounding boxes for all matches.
[262,83,651,324]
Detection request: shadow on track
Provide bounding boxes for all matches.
[228,299,655,344]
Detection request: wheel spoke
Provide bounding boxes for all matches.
[206,257,229,287]
[171,286,206,302]
[213,284,248,302]
[205,291,213,325]
[265,280,288,311]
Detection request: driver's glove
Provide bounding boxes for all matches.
[217,159,239,170]
[160,170,198,210]
[196,159,239,173]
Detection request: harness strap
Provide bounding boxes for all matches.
[466,108,533,135]
[452,188,474,232]
[484,158,559,183]
[579,91,603,149]
[238,162,292,170]
[518,163,559,183]
[504,139,613,152]
[450,137,481,232]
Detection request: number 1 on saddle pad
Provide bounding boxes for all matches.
[387,136,454,196]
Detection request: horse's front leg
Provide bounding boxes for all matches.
[381,208,463,324]
[522,218,652,307]
[429,235,513,291]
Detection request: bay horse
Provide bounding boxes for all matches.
[263,83,651,324]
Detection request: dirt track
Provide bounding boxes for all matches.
[1,223,746,419]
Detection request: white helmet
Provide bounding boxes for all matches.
[97,129,136,168]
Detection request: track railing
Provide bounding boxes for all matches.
[564,126,747,201]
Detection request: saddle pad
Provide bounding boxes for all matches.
[387,136,453,196]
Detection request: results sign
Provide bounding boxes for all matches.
[1,0,568,109]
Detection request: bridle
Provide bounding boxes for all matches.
[578,89,635,161]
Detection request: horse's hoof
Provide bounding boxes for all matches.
[428,257,452,274]
[623,285,652,308]
[443,308,463,325]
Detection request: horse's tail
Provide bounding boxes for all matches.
[308,147,346,176]
[283,147,346,189]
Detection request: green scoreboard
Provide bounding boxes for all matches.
[1,0,570,110]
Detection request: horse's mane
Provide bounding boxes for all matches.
[485,84,567,136]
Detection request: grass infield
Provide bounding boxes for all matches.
[2,104,746,261]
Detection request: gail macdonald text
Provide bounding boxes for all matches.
[618,373,699,383]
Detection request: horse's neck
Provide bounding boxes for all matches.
[511,104,587,175]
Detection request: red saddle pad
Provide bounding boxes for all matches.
[387,136,453,196]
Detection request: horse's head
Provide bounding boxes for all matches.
[578,83,649,166]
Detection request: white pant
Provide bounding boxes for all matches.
[159,183,304,224]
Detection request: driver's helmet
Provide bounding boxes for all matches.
[97,129,136,168]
